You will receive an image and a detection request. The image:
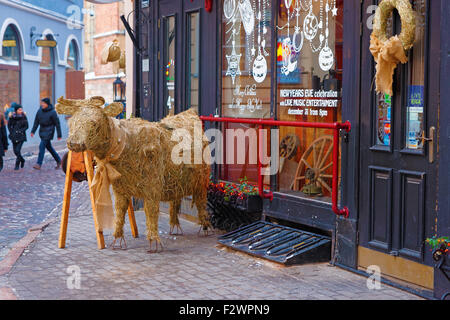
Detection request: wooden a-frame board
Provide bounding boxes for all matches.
[58,150,138,249]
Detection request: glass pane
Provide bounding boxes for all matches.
[276,0,343,203]
[40,47,54,70]
[1,25,20,65]
[67,41,78,70]
[375,93,392,146]
[0,69,20,109]
[405,0,426,150]
[164,16,176,116]
[40,72,53,101]
[187,12,200,111]
[221,0,272,118]
[373,12,393,147]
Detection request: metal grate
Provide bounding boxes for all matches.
[218,221,332,265]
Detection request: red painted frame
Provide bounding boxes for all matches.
[200,115,351,218]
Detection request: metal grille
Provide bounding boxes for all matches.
[218,221,331,265]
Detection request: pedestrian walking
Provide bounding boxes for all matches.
[7,104,29,170]
[0,109,8,172]
[30,98,62,170]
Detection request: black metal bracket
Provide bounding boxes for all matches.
[30,27,59,50]
[120,8,149,55]
[340,129,350,143]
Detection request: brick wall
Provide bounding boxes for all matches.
[84,0,126,102]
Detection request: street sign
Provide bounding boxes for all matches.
[2,40,17,47]
[36,40,57,48]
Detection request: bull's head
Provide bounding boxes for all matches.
[56,96,123,157]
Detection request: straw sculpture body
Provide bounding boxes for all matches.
[56,96,211,252]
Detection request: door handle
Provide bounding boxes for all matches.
[421,126,435,163]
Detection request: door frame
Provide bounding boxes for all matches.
[357,0,441,269]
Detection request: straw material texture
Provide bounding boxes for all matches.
[56,97,211,245]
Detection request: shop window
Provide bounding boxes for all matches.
[220,0,273,185]
[0,25,21,110]
[186,12,200,112]
[221,0,272,119]
[40,35,55,102]
[276,0,343,202]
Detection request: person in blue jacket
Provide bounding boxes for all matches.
[30,98,62,170]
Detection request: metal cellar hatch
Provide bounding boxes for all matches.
[218,221,331,266]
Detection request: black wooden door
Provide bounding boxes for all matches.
[359,0,438,265]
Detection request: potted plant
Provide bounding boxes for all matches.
[207,177,264,232]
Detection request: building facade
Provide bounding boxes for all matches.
[84,0,126,103]
[126,0,450,299]
[0,0,85,145]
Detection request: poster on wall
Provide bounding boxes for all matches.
[222,0,272,118]
[276,0,342,121]
[407,85,424,149]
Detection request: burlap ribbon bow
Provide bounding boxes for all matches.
[369,34,408,97]
[91,119,126,231]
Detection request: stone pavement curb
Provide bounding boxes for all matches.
[0,218,56,277]
[0,217,57,300]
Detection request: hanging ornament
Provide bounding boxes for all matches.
[253,54,267,83]
[291,5,304,53]
[319,40,334,71]
[226,40,242,84]
[252,0,267,83]
[303,2,320,41]
[224,0,237,20]
[318,0,334,71]
[238,0,255,35]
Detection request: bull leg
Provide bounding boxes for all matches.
[144,199,163,253]
[111,192,129,250]
[169,199,183,235]
[194,192,213,237]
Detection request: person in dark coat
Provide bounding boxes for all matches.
[7,104,29,170]
[0,111,8,172]
[31,98,62,170]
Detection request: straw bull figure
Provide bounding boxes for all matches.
[56,96,211,252]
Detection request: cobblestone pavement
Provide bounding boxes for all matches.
[0,185,423,300]
[0,141,82,261]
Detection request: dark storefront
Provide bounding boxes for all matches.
[130,0,450,299]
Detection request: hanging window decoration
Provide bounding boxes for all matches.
[222,0,272,118]
[277,0,342,119]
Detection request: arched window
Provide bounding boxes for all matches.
[66,40,79,70]
[0,25,21,110]
[39,34,55,102]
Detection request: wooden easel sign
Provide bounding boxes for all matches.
[58,150,138,249]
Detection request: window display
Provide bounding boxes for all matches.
[276,0,343,202]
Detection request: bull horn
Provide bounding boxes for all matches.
[57,97,90,107]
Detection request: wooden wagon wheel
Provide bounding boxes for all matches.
[290,135,338,194]
[280,134,300,160]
